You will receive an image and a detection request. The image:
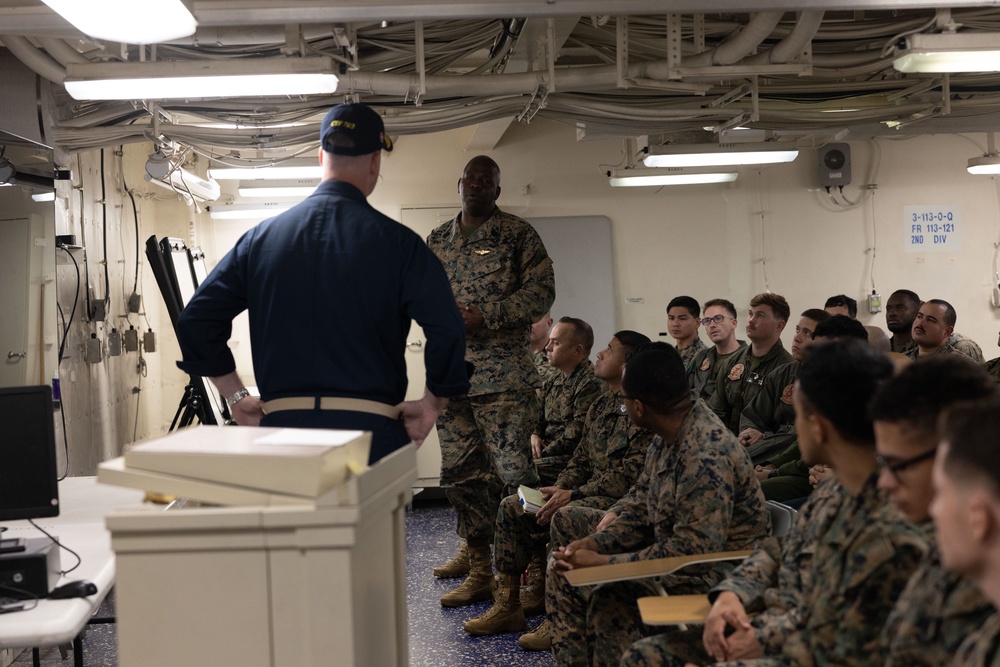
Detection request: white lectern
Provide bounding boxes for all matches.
[98,427,416,667]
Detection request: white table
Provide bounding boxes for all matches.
[0,478,146,663]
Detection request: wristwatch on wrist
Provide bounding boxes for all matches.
[570,488,584,501]
[225,387,251,409]
[768,468,780,479]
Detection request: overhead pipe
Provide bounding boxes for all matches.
[1,35,67,83]
[681,11,783,67]
[743,11,824,65]
[37,37,88,65]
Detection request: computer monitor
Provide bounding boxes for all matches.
[0,386,59,553]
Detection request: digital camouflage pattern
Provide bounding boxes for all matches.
[556,390,654,505]
[534,359,604,484]
[492,389,654,575]
[621,475,928,667]
[428,207,554,543]
[688,342,748,401]
[890,334,916,356]
[738,360,800,465]
[535,347,557,384]
[677,337,707,371]
[547,398,770,667]
[709,342,793,435]
[951,611,1000,667]
[438,391,540,542]
[880,534,995,667]
[426,207,555,396]
[952,333,985,364]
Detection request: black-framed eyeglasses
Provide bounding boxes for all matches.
[700,314,728,326]
[875,447,937,482]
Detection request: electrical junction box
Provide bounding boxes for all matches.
[818,143,852,187]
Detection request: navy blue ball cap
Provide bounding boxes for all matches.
[320,103,393,156]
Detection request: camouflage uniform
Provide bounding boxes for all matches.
[985,357,1000,384]
[879,530,995,667]
[890,335,917,356]
[547,398,771,667]
[534,359,605,485]
[738,360,799,465]
[952,612,1000,667]
[688,341,748,401]
[677,338,706,370]
[493,389,655,575]
[709,341,793,435]
[620,475,928,667]
[952,333,985,364]
[427,208,555,542]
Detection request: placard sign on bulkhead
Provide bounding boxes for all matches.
[904,205,962,252]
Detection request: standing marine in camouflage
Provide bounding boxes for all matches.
[621,341,928,667]
[666,296,706,369]
[871,357,998,667]
[737,309,829,464]
[531,317,604,485]
[460,330,653,644]
[688,298,746,401]
[546,344,770,667]
[709,293,793,435]
[426,155,556,606]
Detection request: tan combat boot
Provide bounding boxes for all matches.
[462,573,526,635]
[517,618,552,651]
[520,549,546,616]
[433,540,470,578]
[439,542,495,607]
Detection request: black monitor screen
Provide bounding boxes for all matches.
[0,385,59,522]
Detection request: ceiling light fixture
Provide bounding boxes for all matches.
[643,142,799,168]
[893,32,1000,73]
[237,182,318,199]
[967,132,1000,174]
[64,57,338,101]
[31,192,56,202]
[208,159,323,181]
[207,203,295,220]
[608,168,739,188]
[40,0,197,44]
[144,151,220,203]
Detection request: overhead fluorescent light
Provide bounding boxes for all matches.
[238,182,318,198]
[893,32,1000,73]
[32,192,56,202]
[644,142,799,168]
[208,203,295,220]
[209,160,322,181]
[608,168,738,187]
[40,0,196,44]
[64,57,338,101]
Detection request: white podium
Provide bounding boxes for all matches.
[98,436,416,667]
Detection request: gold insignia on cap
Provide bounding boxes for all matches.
[474,249,491,255]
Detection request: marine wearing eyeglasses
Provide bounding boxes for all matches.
[687,298,746,401]
[871,355,998,667]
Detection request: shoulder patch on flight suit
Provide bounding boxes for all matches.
[700,357,711,372]
[780,383,795,405]
[728,363,745,381]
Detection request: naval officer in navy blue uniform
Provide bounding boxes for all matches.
[177,103,469,463]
